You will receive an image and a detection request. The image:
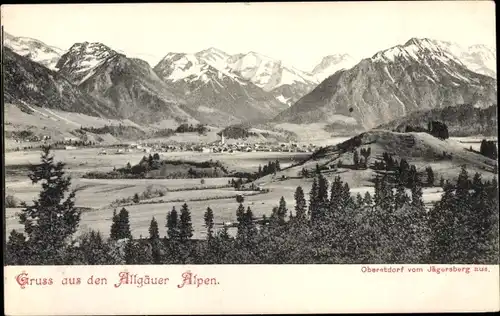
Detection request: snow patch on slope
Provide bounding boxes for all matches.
[4,32,65,70]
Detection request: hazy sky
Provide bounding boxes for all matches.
[2,2,496,71]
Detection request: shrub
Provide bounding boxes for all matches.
[5,195,18,208]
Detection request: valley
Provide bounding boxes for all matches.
[2,28,498,265]
[5,130,497,240]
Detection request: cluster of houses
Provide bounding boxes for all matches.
[117,141,318,154]
[10,133,320,155]
[12,134,51,143]
[195,142,318,153]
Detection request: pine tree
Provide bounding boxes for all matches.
[133,193,140,204]
[124,239,136,264]
[324,176,357,262]
[329,176,343,213]
[452,166,477,263]
[426,166,435,186]
[398,159,410,185]
[353,150,359,168]
[204,207,214,240]
[166,206,179,240]
[149,217,160,240]
[407,165,417,188]
[429,182,457,263]
[410,185,425,209]
[151,239,163,264]
[481,178,500,263]
[179,203,193,242]
[314,174,330,222]
[363,191,373,207]
[456,165,470,200]
[294,186,307,222]
[377,175,394,212]
[219,225,231,241]
[236,194,245,204]
[355,193,364,208]
[395,182,409,209]
[277,197,287,225]
[15,145,81,263]
[309,177,319,220]
[116,208,132,240]
[360,147,371,167]
[480,140,498,159]
[341,182,353,210]
[373,175,382,205]
[5,230,29,265]
[269,206,280,229]
[79,230,112,265]
[236,203,257,248]
[236,202,246,239]
[245,206,258,246]
[110,209,120,240]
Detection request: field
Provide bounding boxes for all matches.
[4,103,144,148]
[5,148,311,239]
[450,137,498,152]
[5,134,496,240]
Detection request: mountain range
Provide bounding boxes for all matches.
[3,31,497,134]
[3,46,117,118]
[275,38,497,131]
[153,51,288,125]
[55,42,195,125]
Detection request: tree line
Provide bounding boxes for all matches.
[404,120,449,139]
[5,146,498,265]
[479,139,498,160]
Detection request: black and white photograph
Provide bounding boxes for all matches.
[2,1,498,269]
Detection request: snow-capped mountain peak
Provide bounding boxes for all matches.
[226,51,317,92]
[311,53,358,81]
[444,42,496,78]
[64,41,118,65]
[196,47,230,60]
[194,47,231,71]
[156,52,212,83]
[55,41,121,84]
[371,37,463,65]
[3,31,65,70]
[371,37,496,78]
[275,36,497,131]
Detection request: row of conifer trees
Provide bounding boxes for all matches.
[5,146,499,265]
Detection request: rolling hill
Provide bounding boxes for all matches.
[254,130,498,189]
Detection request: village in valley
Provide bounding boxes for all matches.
[3,2,498,266]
